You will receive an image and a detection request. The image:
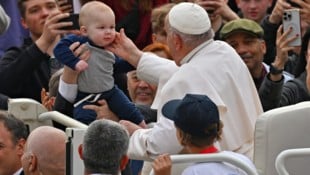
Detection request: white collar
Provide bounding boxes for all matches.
[180,39,213,65]
[13,168,23,175]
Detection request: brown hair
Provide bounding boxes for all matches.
[178,121,223,148]
[151,3,175,35]
[17,0,28,18]
[142,42,172,60]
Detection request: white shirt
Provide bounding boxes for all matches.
[128,40,263,160]
[13,168,22,175]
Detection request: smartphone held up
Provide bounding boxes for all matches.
[282,9,301,47]
[59,13,80,30]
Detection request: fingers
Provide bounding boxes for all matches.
[83,100,108,113]
[79,47,91,61]
[120,28,127,39]
[69,41,81,51]
[58,3,73,13]
[70,42,90,61]
[41,88,46,100]
[97,99,108,105]
[57,2,73,13]
[153,154,172,175]
[48,12,71,30]
[83,104,98,111]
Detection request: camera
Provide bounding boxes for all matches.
[282,9,301,46]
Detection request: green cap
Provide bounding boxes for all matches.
[220,19,264,40]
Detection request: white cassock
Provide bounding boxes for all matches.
[128,39,263,160]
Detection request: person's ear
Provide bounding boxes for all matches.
[21,18,29,30]
[173,33,182,51]
[16,138,26,157]
[119,155,129,171]
[28,154,37,172]
[80,26,87,36]
[260,39,266,55]
[78,144,84,160]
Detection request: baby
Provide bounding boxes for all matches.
[54,1,146,127]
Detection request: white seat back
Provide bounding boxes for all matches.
[8,98,87,132]
[149,153,258,175]
[275,148,310,175]
[254,102,310,175]
[8,98,52,131]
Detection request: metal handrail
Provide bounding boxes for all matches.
[39,111,88,129]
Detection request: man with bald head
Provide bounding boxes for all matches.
[21,126,66,175]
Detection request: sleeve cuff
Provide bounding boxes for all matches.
[59,77,78,103]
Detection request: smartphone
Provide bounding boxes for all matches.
[282,9,301,47]
[59,13,80,30]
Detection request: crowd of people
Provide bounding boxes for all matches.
[0,0,310,175]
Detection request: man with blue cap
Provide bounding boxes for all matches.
[153,94,256,175]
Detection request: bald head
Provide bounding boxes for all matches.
[79,1,115,26]
[23,126,66,175]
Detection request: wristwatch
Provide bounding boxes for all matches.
[269,64,284,75]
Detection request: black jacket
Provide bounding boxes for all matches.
[0,38,51,102]
[259,72,310,111]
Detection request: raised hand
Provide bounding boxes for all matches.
[41,88,55,111]
[106,29,143,67]
[83,99,119,122]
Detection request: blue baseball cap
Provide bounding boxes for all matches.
[162,94,220,137]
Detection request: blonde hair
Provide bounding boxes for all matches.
[79,1,114,26]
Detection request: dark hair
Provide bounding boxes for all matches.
[178,121,223,148]
[294,27,310,77]
[17,0,27,18]
[0,111,29,144]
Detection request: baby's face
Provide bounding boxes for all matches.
[86,11,116,47]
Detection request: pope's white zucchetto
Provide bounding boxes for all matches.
[168,2,211,35]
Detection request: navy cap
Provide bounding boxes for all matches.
[162,94,219,137]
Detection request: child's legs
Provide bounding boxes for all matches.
[73,92,97,125]
[105,86,144,124]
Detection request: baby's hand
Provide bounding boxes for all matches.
[75,60,88,72]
